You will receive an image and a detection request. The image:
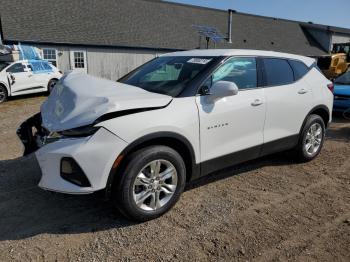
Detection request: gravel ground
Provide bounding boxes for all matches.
[0,94,349,262]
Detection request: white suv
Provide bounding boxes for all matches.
[0,60,62,103]
[17,49,333,221]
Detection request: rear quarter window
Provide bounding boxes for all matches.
[262,58,294,86]
[289,60,309,80]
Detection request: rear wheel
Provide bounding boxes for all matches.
[113,146,186,221]
[48,79,58,93]
[295,114,325,162]
[0,85,8,104]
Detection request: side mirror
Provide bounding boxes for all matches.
[210,81,239,99]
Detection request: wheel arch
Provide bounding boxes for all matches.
[300,105,330,135]
[48,77,59,86]
[0,81,10,96]
[105,132,199,198]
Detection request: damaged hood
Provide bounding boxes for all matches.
[41,72,172,132]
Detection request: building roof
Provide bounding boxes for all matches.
[0,0,343,56]
[300,22,350,35]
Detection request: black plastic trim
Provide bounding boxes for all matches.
[12,86,44,93]
[94,100,172,124]
[60,157,91,187]
[260,134,299,156]
[200,134,299,177]
[105,131,199,198]
[300,105,330,131]
[201,145,261,176]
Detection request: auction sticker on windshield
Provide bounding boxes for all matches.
[187,58,212,64]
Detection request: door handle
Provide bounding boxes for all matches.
[298,89,308,94]
[251,99,263,106]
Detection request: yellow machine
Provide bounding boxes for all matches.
[317,43,350,79]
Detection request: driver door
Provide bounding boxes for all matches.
[195,57,266,175]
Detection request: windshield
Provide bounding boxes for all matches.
[0,62,10,72]
[119,56,216,97]
[334,70,350,85]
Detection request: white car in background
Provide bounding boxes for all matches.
[0,60,62,103]
[17,49,333,221]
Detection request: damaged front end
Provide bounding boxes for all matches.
[17,113,48,155]
[17,113,100,156]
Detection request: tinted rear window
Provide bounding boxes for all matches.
[289,60,309,80]
[263,58,294,86]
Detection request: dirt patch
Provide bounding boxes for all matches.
[0,96,349,261]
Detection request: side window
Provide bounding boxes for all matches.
[6,63,25,73]
[289,60,309,80]
[263,58,294,86]
[211,57,257,90]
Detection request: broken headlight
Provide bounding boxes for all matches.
[59,125,100,137]
[41,126,100,146]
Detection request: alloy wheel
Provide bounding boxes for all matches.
[132,159,178,211]
[304,123,323,156]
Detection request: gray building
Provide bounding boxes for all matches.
[301,22,350,53]
[1,0,350,81]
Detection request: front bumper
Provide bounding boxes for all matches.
[17,115,128,194]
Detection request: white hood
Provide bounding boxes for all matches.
[41,72,172,132]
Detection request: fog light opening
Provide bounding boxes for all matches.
[60,157,91,187]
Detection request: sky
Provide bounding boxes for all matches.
[167,0,350,28]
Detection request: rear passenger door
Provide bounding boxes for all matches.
[261,58,313,153]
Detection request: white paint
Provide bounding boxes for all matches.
[0,60,62,97]
[41,72,172,132]
[32,49,332,194]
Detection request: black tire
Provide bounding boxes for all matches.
[294,114,325,162]
[48,79,58,93]
[0,85,8,104]
[113,145,186,221]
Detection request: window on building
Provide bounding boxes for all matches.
[73,51,85,68]
[42,48,57,67]
[263,58,294,86]
[211,57,257,90]
[289,60,309,80]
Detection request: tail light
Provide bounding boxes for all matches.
[327,83,334,94]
